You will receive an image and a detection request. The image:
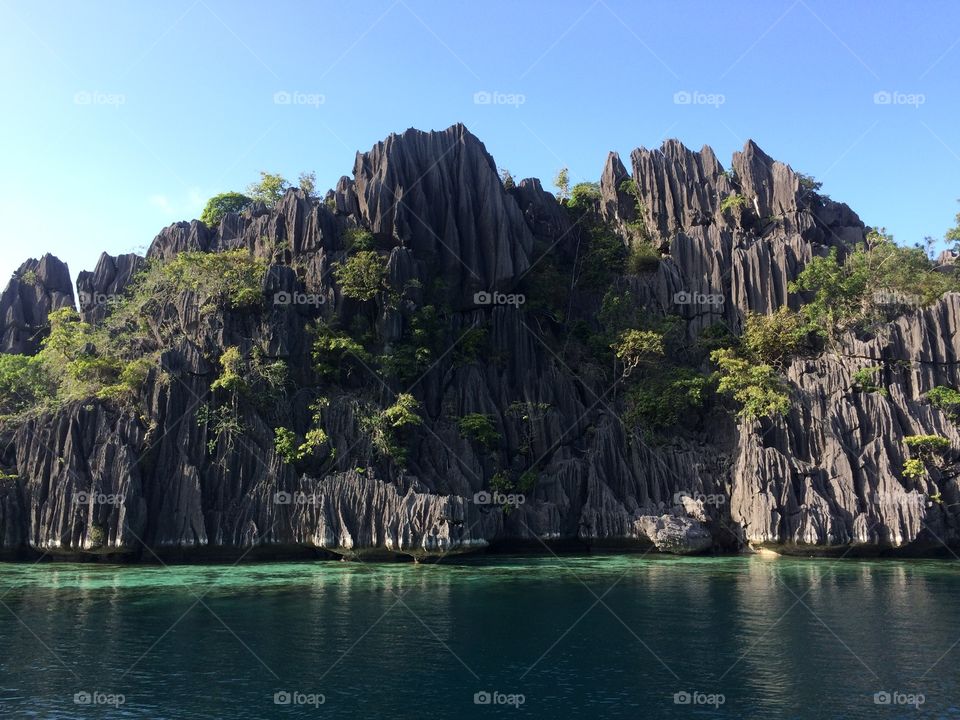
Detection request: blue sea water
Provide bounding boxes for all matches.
[0,554,958,719]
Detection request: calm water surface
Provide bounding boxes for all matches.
[0,554,958,719]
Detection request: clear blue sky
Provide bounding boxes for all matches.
[1,0,958,289]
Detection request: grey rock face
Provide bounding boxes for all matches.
[77,252,145,322]
[0,254,74,355]
[0,126,956,560]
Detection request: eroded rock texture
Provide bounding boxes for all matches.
[0,124,956,561]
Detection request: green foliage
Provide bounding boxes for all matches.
[200,192,251,227]
[851,365,886,395]
[945,199,960,245]
[500,168,516,190]
[19,269,37,286]
[247,171,289,207]
[312,324,372,381]
[618,178,652,242]
[553,167,570,201]
[274,400,334,465]
[904,434,951,456]
[568,182,601,210]
[740,308,810,369]
[927,385,960,421]
[903,434,952,480]
[613,329,665,377]
[211,346,246,394]
[625,243,660,274]
[796,172,823,193]
[711,347,790,419]
[297,171,316,197]
[273,427,299,463]
[624,366,710,433]
[379,305,445,382]
[719,193,747,213]
[87,523,106,549]
[154,250,267,312]
[363,393,422,464]
[578,224,626,289]
[457,413,501,449]
[343,227,374,251]
[490,468,535,497]
[334,250,387,301]
[789,231,959,340]
[902,457,927,480]
[0,354,53,416]
[196,403,244,455]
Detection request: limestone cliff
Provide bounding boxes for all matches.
[0,124,956,561]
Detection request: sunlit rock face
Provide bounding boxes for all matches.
[0,125,956,561]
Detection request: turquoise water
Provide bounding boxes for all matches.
[0,554,958,719]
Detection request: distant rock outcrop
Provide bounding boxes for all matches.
[0,254,74,355]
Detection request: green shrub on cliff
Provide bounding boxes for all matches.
[790,230,958,340]
[0,354,53,417]
[711,347,790,419]
[741,308,811,369]
[927,385,960,423]
[334,250,387,301]
[457,413,501,449]
[363,393,422,464]
[200,192,251,227]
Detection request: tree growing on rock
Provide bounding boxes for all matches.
[200,192,251,228]
[553,167,570,202]
[247,172,289,207]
